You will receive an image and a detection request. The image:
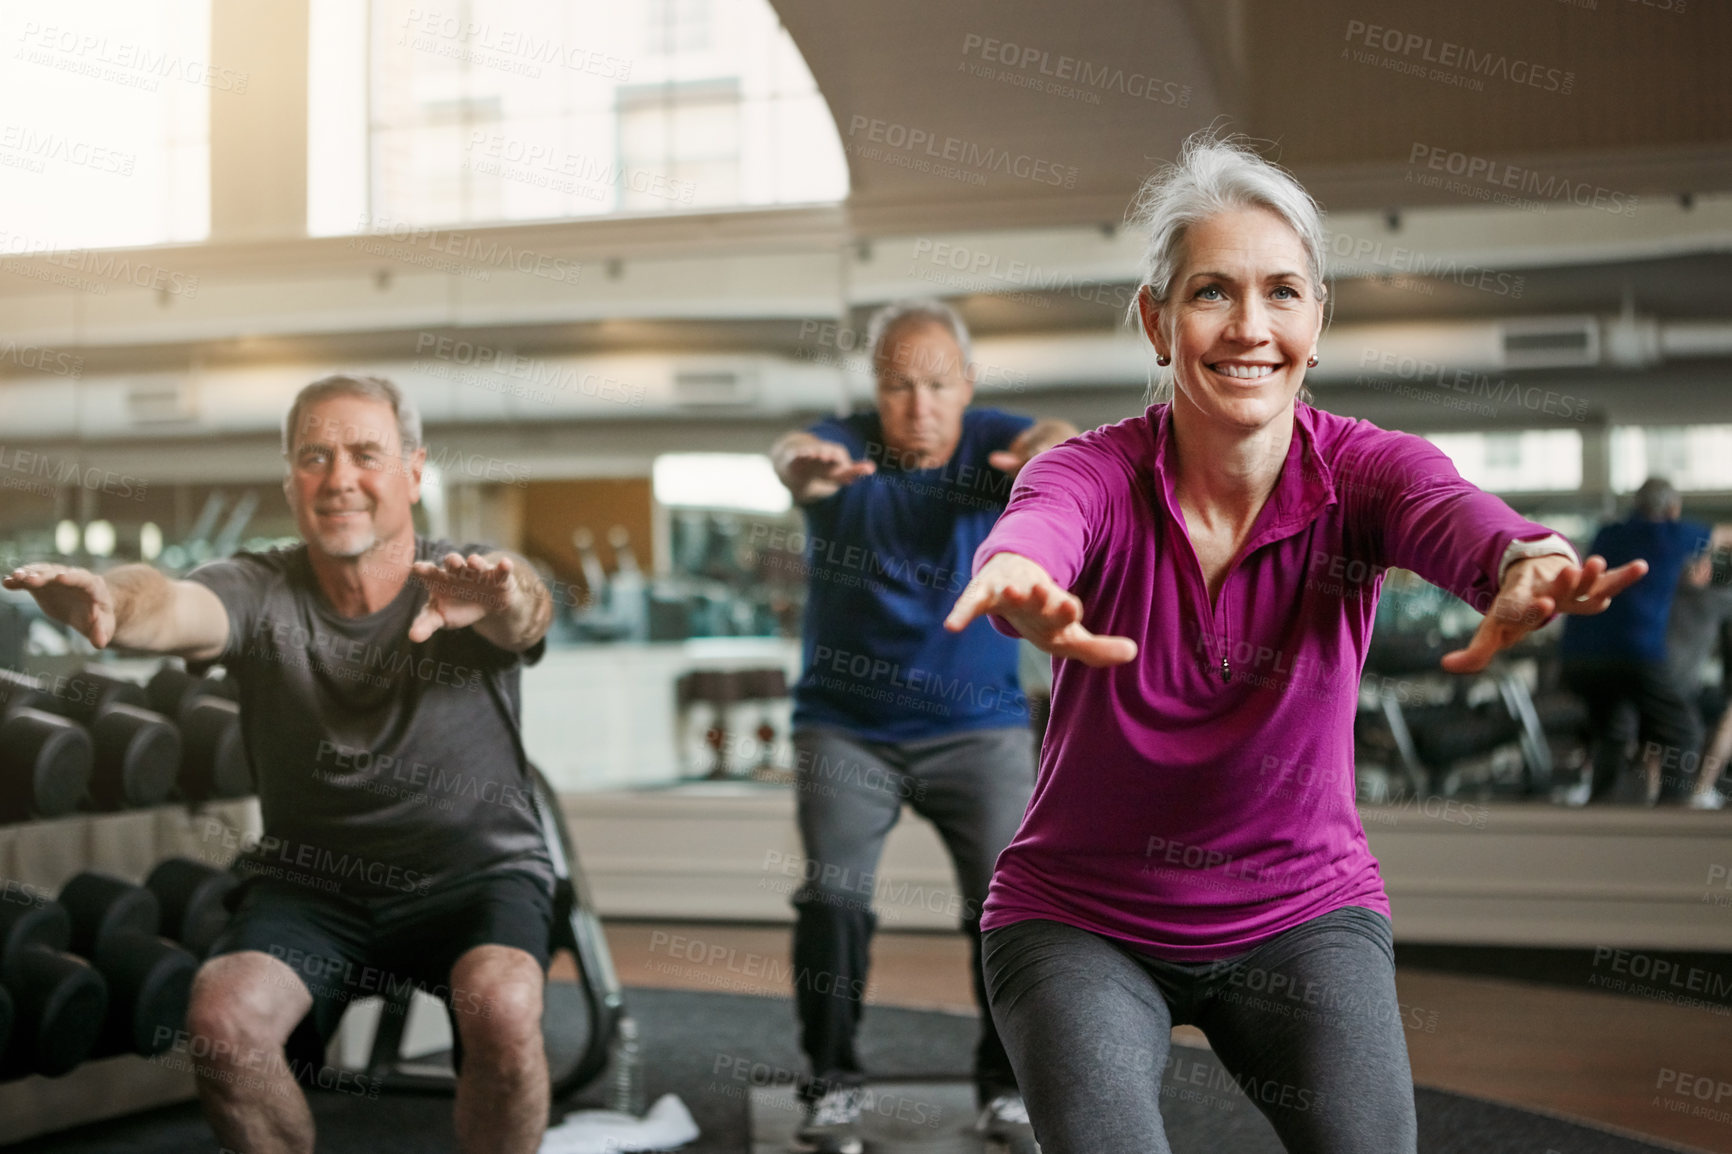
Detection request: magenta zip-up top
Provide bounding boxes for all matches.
[974,402,1557,960]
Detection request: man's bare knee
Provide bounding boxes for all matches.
[451,947,544,1061]
[185,952,314,1072]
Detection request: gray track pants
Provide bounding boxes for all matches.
[790,725,1036,1099]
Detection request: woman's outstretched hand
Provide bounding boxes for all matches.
[1440,553,1648,674]
[944,552,1137,667]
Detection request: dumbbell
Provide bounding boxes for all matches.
[178,697,252,801]
[35,669,146,727]
[145,858,238,958]
[146,664,251,801]
[0,668,50,716]
[146,665,213,720]
[58,873,196,1059]
[0,708,93,821]
[8,667,177,811]
[87,704,182,811]
[0,897,106,1078]
[0,669,95,822]
[146,665,237,720]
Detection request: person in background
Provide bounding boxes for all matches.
[1560,478,1710,804]
[768,299,1076,1154]
[1663,540,1732,808]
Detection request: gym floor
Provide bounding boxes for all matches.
[586,923,1732,1154]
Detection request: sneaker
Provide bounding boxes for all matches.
[1689,789,1727,810]
[791,1084,868,1154]
[1557,779,1592,807]
[976,1091,1039,1152]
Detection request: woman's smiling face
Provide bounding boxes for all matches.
[1140,206,1325,433]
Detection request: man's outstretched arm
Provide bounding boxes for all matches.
[408,551,553,653]
[4,563,230,659]
[770,430,875,505]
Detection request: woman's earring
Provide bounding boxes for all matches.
[1156,354,1171,367]
[1306,354,1319,367]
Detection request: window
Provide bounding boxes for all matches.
[1611,425,1732,493]
[308,0,847,233]
[616,80,739,210]
[653,454,788,514]
[645,0,712,55]
[1423,430,1583,492]
[0,0,210,249]
[1483,432,1521,472]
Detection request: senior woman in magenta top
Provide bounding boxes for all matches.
[943,133,1645,1154]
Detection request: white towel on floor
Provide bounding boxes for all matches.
[537,1093,700,1153]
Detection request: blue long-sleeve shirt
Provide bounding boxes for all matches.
[1561,516,1709,664]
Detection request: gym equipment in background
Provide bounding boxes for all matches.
[35,670,147,727]
[0,666,184,814]
[1358,633,1557,798]
[0,898,106,1078]
[0,661,253,821]
[86,704,182,811]
[147,664,251,801]
[0,708,93,821]
[674,667,790,780]
[58,872,198,1059]
[176,698,251,801]
[145,665,238,719]
[0,668,51,715]
[677,669,745,779]
[145,858,238,959]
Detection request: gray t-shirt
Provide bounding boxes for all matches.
[188,537,553,902]
[1666,579,1732,696]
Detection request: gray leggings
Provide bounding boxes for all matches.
[982,907,1418,1154]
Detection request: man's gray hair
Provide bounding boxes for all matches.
[282,373,423,457]
[865,298,973,376]
[1126,130,1328,404]
[1633,476,1681,520]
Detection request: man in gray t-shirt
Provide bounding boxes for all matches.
[6,374,557,1154]
[186,536,553,901]
[1666,553,1732,807]
[1665,555,1732,699]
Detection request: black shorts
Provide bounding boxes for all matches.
[210,868,554,1042]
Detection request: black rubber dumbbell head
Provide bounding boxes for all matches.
[0,709,93,821]
[0,900,104,1080]
[58,873,160,960]
[0,668,49,717]
[178,698,251,801]
[38,670,145,726]
[145,857,238,957]
[90,931,196,1058]
[88,704,181,810]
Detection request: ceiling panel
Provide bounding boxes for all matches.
[770,0,1732,230]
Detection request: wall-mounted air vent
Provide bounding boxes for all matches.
[673,369,756,406]
[125,376,198,426]
[1500,316,1600,370]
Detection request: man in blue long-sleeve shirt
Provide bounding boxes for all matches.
[1560,478,1708,803]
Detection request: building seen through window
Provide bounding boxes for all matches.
[309,0,847,233]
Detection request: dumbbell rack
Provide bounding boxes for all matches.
[0,796,262,1146]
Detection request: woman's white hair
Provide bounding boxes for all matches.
[1126,130,1328,404]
